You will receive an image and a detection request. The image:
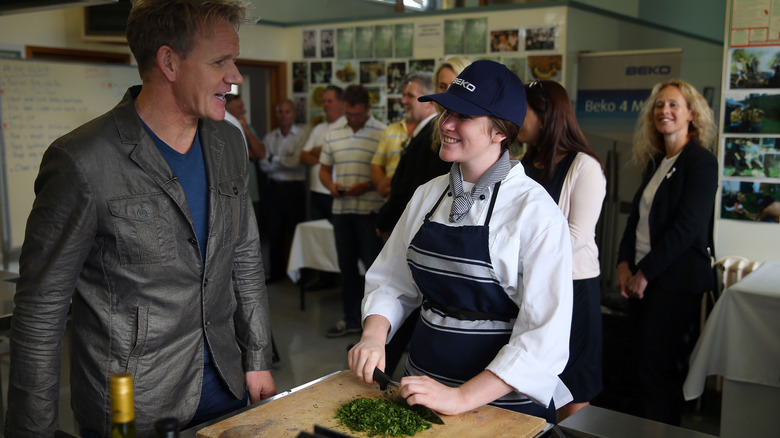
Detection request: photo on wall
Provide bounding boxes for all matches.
[409,59,435,74]
[293,95,307,125]
[524,26,558,51]
[292,62,308,93]
[360,60,386,85]
[490,29,520,53]
[303,29,317,59]
[723,137,780,178]
[387,97,404,123]
[374,25,394,58]
[310,61,332,84]
[501,56,527,81]
[366,85,387,111]
[387,61,407,94]
[527,55,562,81]
[394,23,414,58]
[310,85,327,109]
[321,29,335,58]
[333,60,359,87]
[721,180,780,223]
[337,27,355,59]
[724,90,780,134]
[728,47,780,89]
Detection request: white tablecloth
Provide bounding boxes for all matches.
[684,260,780,399]
[683,260,780,438]
[286,219,341,283]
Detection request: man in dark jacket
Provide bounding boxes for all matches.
[6,1,276,436]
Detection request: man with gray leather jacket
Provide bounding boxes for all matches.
[6,1,276,436]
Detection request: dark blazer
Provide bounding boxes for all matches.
[376,119,451,233]
[617,139,717,294]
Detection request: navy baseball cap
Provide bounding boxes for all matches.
[418,60,526,128]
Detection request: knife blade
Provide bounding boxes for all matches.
[372,367,445,425]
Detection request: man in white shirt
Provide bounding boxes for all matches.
[260,99,309,281]
[225,93,264,209]
[300,85,344,221]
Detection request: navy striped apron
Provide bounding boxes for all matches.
[404,182,555,421]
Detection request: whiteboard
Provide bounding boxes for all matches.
[0,58,141,257]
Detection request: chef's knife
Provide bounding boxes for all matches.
[372,367,445,425]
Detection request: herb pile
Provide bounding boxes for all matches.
[335,398,432,437]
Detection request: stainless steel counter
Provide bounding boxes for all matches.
[552,405,717,438]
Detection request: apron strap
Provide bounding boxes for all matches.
[425,186,451,221]
[423,298,514,323]
[484,181,501,226]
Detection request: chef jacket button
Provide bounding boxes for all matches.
[187,238,197,246]
[203,278,209,286]
[447,192,452,197]
[232,185,239,195]
[137,208,148,218]
[479,194,486,200]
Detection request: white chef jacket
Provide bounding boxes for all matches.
[363,162,574,408]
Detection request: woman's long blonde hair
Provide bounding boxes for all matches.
[632,79,716,170]
[432,56,472,150]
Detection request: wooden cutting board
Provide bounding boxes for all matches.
[196,370,546,438]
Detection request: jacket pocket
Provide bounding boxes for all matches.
[216,176,243,249]
[126,305,150,376]
[108,193,177,266]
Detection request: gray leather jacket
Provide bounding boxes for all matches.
[7,86,272,437]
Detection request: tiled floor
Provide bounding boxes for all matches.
[1,275,719,436]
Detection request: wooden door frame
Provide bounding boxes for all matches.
[237,59,286,131]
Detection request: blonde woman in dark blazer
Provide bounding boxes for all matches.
[616,79,717,426]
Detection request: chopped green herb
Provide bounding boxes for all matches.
[336,398,432,437]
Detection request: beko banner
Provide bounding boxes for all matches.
[576,49,682,139]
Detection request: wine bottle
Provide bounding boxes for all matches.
[110,372,137,438]
[154,418,180,438]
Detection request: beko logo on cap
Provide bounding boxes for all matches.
[453,78,476,92]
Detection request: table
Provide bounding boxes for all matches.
[683,260,780,438]
[286,219,363,310]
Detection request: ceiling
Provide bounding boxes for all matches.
[247,0,431,26]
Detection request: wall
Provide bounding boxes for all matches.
[566,7,724,106]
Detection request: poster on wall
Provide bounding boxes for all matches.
[729,0,780,47]
[527,55,562,82]
[292,62,308,93]
[727,47,780,89]
[303,29,317,59]
[355,26,375,59]
[360,61,386,84]
[490,29,520,53]
[723,89,780,134]
[409,59,435,74]
[375,25,394,58]
[721,180,780,222]
[444,19,465,55]
[387,61,407,94]
[293,95,307,125]
[394,23,414,58]
[501,57,526,81]
[723,137,780,178]
[321,29,335,58]
[337,27,355,59]
[464,18,488,55]
[333,60,359,87]
[310,61,332,84]
[524,26,558,51]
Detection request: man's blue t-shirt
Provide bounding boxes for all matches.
[144,124,209,262]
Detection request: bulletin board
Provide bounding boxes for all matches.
[0,58,140,263]
[716,0,780,261]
